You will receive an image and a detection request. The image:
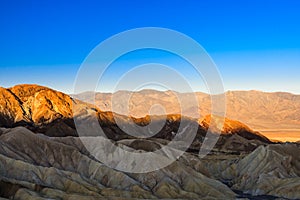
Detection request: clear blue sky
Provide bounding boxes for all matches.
[0,0,299,93]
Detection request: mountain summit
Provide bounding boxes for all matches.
[0,84,73,126]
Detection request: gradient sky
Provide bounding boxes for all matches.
[0,0,299,94]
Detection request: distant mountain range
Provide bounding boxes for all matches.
[75,89,300,142]
[76,90,300,130]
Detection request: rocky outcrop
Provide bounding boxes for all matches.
[0,127,236,199]
[0,87,26,126]
[205,143,300,199]
[231,144,300,199]
[0,85,75,127]
[1,126,298,199]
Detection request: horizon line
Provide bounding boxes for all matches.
[2,83,300,96]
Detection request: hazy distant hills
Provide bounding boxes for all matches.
[226,90,300,129]
[77,90,300,130]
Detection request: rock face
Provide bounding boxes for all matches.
[218,144,300,199]
[0,87,25,126]
[0,84,73,126]
[0,127,299,199]
[0,127,236,199]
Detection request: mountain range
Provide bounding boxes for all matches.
[0,84,271,151]
[75,89,300,142]
[0,84,299,199]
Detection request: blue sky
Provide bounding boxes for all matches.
[0,0,299,93]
